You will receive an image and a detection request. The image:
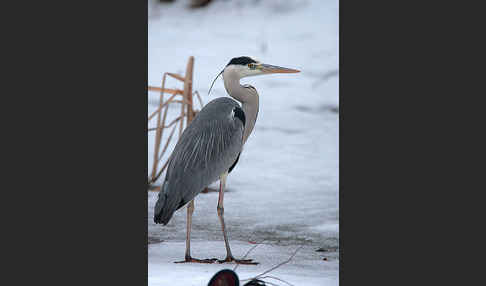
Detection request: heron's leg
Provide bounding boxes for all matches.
[217,172,258,265]
[185,199,194,259]
[175,199,216,264]
[217,172,233,258]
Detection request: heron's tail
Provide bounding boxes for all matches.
[153,181,177,225]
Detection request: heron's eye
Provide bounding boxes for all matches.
[248,63,256,70]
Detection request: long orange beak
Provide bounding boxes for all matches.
[259,63,300,74]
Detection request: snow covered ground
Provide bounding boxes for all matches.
[148,0,339,285]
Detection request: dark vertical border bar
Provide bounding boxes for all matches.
[3,1,148,284]
[339,0,474,284]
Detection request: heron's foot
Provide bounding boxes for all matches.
[217,256,259,265]
[174,256,218,264]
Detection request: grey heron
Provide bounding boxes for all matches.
[154,56,299,264]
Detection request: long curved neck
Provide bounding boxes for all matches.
[241,94,259,144]
[223,70,259,144]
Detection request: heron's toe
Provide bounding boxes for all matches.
[217,256,259,265]
[174,257,218,264]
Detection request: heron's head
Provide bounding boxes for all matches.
[224,56,300,79]
[208,56,300,96]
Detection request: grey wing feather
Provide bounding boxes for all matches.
[154,97,244,225]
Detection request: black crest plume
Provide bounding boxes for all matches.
[226,56,257,66]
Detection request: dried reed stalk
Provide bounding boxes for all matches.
[148,93,178,121]
[167,72,186,82]
[184,57,194,126]
[150,73,168,181]
[148,86,183,95]
[148,57,200,186]
[147,93,192,123]
[148,113,186,132]
[158,123,178,162]
[194,90,204,108]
